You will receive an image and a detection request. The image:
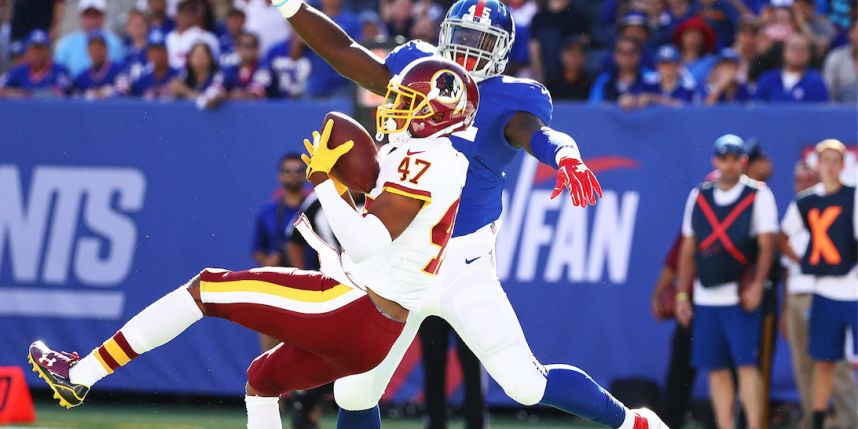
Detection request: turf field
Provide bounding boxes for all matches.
[20,399,599,429]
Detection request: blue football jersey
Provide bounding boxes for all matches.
[385,41,553,237]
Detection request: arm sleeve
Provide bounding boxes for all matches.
[314,180,392,263]
[681,188,699,238]
[751,186,779,235]
[780,201,805,237]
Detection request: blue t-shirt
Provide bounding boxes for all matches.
[129,65,179,98]
[753,69,829,102]
[265,40,312,98]
[0,62,71,96]
[305,11,362,98]
[385,41,553,237]
[73,61,123,93]
[220,62,274,97]
[54,30,126,76]
[252,200,302,257]
[588,70,648,103]
[640,71,696,102]
[123,42,148,82]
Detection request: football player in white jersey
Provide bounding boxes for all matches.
[27,57,477,429]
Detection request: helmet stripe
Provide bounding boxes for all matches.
[473,0,486,21]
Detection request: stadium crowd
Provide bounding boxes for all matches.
[0,0,855,105]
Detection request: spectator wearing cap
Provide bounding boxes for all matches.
[122,9,151,84]
[781,140,857,429]
[296,0,360,98]
[779,159,858,429]
[754,33,829,102]
[145,0,175,35]
[125,30,179,99]
[823,20,857,103]
[703,48,752,104]
[528,0,589,83]
[589,36,648,104]
[72,30,124,99]
[53,0,125,77]
[793,0,836,53]
[546,37,593,101]
[0,29,70,97]
[674,16,718,86]
[218,8,247,68]
[9,0,63,45]
[166,0,219,69]
[675,134,777,429]
[218,31,273,99]
[637,44,696,106]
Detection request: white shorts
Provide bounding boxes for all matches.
[333,222,548,410]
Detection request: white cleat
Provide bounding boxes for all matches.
[631,408,669,429]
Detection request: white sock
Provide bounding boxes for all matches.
[618,409,636,429]
[246,395,281,429]
[70,287,203,387]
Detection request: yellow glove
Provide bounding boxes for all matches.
[302,119,352,194]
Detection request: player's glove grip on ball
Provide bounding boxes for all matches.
[302,119,354,193]
[550,157,603,208]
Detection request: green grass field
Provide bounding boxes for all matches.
[18,400,600,429]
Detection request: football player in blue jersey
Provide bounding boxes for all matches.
[265,1,668,428]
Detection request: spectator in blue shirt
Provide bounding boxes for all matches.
[674,16,718,85]
[703,48,752,104]
[590,36,649,104]
[219,32,274,99]
[122,10,151,84]
[754,33,829,102]
[218,8,247,68]
[299,0,362,98]
[72,30,124,99]
[124,30,179,99]
[53,0,125,77]
[638,45,697,106]
[265,37,311,98]
[146,0,176,35]
[0,30,70,98]
[252,153,307,269]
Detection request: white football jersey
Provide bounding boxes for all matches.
[342,137,469,311]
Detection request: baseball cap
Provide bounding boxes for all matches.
[147,30,167,49]
[26,29,50,48]
[815,139,847,157]
[717,47,740,63]
[656,45,680,63]
[743,138,767,162]
[87,29,107,45]
[619,12,648,30]
[78,0,107,12]
[769,0,793,7]
[713,134,746,157]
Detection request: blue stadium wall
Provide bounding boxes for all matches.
[1,100,856,405]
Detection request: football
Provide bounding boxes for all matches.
[322,111,380,194]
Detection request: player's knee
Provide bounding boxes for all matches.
[184,273,206,315]
[497,371,546,406]
[334,378,381,411]
[246,359,283,397]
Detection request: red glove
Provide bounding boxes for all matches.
[550,157,603,207]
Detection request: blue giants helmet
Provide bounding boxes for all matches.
[438,0,515,81]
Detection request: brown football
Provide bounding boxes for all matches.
[322,111,380,194]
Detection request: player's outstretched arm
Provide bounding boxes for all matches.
[273,1,393,94]
[505,111,603,208]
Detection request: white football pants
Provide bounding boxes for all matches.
[333,222,548,410]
